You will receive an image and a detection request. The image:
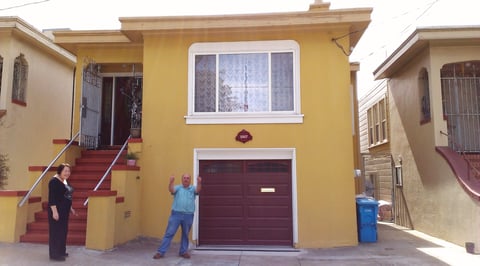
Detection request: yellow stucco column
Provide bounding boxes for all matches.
[0,191,28,242]
[52,139,82,166]
[127,138,142,160]
[85,191,117,251]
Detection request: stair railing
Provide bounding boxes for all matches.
[18,131,80,207]
[84,135,131,206]
[440,130,480,180]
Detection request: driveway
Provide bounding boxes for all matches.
[1,223,479,265]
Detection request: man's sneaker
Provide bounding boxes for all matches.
[180,253,191,259]
[153,253,164,259]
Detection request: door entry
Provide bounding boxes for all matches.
[198,160,293,246]
[99,76,143,146]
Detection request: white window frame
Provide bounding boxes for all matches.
[185,40,303,124]
[367,98,388,148]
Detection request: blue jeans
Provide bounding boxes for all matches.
[157,210,194,255]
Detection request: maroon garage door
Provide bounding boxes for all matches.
[198,160,293,246]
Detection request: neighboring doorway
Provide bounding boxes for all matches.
[198,159,293,246]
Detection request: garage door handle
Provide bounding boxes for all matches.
[260,187,275,193]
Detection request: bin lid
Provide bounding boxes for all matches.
[356,197,379,205]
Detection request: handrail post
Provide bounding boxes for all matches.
[18,132,80,207]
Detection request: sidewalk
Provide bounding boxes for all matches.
[1,223,479,265]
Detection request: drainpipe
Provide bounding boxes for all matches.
[70,66,76,139]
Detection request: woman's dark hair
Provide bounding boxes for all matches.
[57,163,71,175]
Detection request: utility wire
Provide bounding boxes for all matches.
[0,0,50,11]
[353,0,440,61]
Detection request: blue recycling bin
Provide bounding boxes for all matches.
[356,197,379,243]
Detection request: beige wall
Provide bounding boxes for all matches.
[388,45,480,248]
[0,31,75,190]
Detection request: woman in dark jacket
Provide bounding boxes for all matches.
[48,163,75,261]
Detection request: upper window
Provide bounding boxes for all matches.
[368,98,388,147]
[186,40,302,124]
[419,68,431,124]
[12,54,28,106]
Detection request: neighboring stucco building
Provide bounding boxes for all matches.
[374,26,480,251]
[0,17,76,190]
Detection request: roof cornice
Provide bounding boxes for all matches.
[119,8,372,43]
[0,16,75,65]
[374,26,480,79]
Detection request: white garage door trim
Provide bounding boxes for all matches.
[192,148,298,246]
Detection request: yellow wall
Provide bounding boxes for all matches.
[140,29,356,247]
[0,32,75,190]
[388,46,480,249]
[72,27,359,247]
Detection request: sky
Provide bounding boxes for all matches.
[1,0,478,97]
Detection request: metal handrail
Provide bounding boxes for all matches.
[84,135,131,206]
[440,130,480,179]
[18,131,80,207]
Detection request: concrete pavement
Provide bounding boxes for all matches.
[1,223,479,265]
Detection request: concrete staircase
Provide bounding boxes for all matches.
[20,148,126,245]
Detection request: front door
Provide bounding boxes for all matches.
[99,76,143,146]
[198,160,293,246]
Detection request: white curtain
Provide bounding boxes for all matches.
[194,52,294,113]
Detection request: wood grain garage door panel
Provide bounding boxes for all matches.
[199,160,292,246]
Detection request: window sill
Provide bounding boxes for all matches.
[368,140,389,149]
[11,99,27,107]
[420,118,431,125]
[185,114,304,124]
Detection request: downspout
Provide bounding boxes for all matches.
[70,66,76,139]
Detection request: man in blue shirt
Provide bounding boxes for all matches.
[153,174,202,259]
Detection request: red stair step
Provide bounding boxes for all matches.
[20,232,86,245]
[27,221,86,233]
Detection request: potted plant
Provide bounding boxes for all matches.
[121,73,142,138]
[126,152,139,166]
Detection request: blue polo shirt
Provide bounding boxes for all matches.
[171,185,197,213]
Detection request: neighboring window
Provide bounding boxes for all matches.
[12,54,28,105]
[394,166,403,187]
[186,40,302,124]
[367,98,388,147]
[419,68,431,124]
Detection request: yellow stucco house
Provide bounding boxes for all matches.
[374,26,480,252]
[0,17,76,190]
[1,1,372,249]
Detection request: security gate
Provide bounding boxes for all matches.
[441,61,480,152]
[80,63,102,149]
